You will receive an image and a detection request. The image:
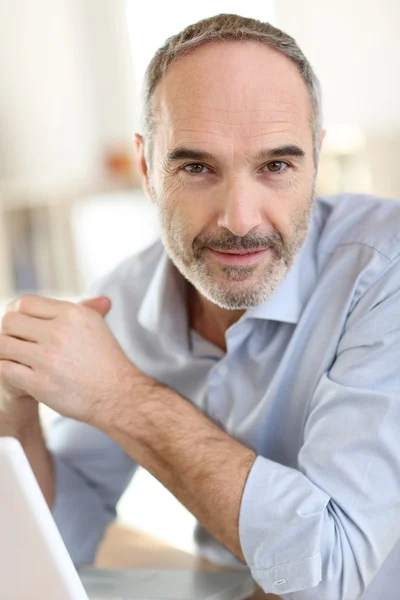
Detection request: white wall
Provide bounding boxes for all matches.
[0,0,96,183]
[0,0,137,186]
[71,191,159,287]
[275,0,400,133]
[127,0,276,93]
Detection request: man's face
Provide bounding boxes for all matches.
[143,41,317,310]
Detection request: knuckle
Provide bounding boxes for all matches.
[0,359,12,382]
[0,335,10,355]
[1,312,15,334]
[16,294,35,313]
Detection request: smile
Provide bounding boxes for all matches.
[207,247,270,267]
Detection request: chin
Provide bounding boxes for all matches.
[198,263,290,310]
[198,281,274,310]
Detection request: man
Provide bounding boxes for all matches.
[0,13,399,600]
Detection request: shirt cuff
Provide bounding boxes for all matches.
[239,455,330,595]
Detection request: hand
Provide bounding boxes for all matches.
[0,295,139,426]
[0,296,110,426]
[0,301,40,428]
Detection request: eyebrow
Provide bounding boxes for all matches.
[255,144,306,161]
[166,144,306,163]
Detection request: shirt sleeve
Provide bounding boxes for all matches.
[48,416,137,567]
[239,259,400,599]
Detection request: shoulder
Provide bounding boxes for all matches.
[310,194,400,313]
[315,193,400,262]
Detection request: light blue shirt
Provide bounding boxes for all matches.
[49,193,400,599]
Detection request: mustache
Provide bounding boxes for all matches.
[193,230,284,257]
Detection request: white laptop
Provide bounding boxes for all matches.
[0,437,254,600]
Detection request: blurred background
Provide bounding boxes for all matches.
[0,0,399,554]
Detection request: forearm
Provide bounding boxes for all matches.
[1,407,54,508]
[99,376,257,561]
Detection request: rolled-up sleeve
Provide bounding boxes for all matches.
[240,456,330,595]
[48,416,137,566]
[239,261,400,599]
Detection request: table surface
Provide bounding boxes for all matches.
[94,523,281,600]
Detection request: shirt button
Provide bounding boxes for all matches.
[274,579,286,586]
[216,363,229,377]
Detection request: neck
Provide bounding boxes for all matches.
[186,283,245,352]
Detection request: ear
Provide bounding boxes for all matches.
[134,133,154,203]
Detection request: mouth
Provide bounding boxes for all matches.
[206,247,270,267]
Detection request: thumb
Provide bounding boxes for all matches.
[80,296,112,318]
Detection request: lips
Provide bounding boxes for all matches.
[207,247,270,267]
[210,248,268,255]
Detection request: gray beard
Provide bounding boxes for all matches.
[154,186,314,310]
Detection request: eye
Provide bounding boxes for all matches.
[183,163,210,175]
[262,161,290,173]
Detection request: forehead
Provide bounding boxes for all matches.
[151,40,313,154]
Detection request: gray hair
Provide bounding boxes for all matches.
[141,13,323,167]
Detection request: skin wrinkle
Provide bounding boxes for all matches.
[167,134,305,157]
[156,82,314,155]
[167,92,302,105]
[171,112,303,122]
[241,131,301,142]
[168,112,304,128]
[168,114,304,145]
[166,146,306,171]
[138,40,323,345]
[170,113,304,125]
[170,128,303,143]
[176,102,304,111]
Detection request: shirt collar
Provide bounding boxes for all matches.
[244,215,318,325]
[138,211,319,341]
[137,250,190,350]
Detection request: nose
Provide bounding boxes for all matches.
[217,177,263,237]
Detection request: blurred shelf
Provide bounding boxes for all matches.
[0,175,139,210]
[0,176,142,299]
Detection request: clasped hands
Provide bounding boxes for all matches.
[0,294,144,428]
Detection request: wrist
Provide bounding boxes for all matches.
[0,403,40,440]
[91,365,154,434]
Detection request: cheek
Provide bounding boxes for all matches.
[161,175,215,231]
[261,176,314,238]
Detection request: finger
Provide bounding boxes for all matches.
[0,360,35,395]
[0,312,48,343]
[0,335,38,368]
[5,295,64,319]
[80,296,112,318]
